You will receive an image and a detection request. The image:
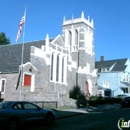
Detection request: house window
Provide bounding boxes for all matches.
[102,68,105,72]
[24,75,31,86]
[107,68,109,71]
[126,75,128,82]
[123,75,126,81]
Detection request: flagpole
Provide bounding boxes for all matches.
[20,5,26,101]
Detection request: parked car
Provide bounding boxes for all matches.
[0,101,56,130]
[121,96,130,108]
[115,94,128,99]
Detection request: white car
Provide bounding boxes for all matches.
[0,101,56,130]
[115,94,129,99]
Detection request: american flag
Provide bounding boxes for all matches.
[16,12,26,42]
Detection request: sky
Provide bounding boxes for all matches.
[0,0,130,61]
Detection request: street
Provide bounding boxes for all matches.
[20,108,130,130]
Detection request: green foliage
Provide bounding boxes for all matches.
[88,97,122,106]
[69,85,86,100]
[0,32,10,45]
[89,95,103,100]
[76,99,89,108]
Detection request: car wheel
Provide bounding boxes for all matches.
[8,118,19,130]
[45,113,54,125]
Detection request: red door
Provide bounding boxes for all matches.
[24,75,31,86]
[86,81,89,97]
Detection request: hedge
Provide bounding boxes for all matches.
[76,97,122,108]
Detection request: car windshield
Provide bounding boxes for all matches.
[0,102,11,109]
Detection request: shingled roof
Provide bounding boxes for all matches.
[0,39,53,74]
[96,58,128,72]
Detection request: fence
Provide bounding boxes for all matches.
[31,101,58,109]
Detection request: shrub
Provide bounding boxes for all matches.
[88,97,122,106]
[69,85,86,100]
[76,99,89,108]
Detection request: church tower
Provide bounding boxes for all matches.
[62,12,97,96]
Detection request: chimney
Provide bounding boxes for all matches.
[100,56,104,61]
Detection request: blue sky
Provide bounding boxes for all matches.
[0,0,130,61]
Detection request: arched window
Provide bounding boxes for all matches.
[51,53,54,80]
[75,29,78,46]
[62,56,65,83]
[56,54,60,82]
[68,30,72,49]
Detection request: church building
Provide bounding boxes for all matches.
[0,12,97,106]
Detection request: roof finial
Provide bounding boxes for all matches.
[91,19,94,27]
[63,15,66,23]
[88,16,90,22]
[45,34,49,47]
[81,11,84,19]
[72,14,74,23]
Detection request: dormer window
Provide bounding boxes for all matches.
[102,68,109,72]
[107,68,109,71]
[102,68,106,72]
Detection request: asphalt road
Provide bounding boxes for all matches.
[20,108,130,130]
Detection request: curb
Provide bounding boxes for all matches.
[56,113,83,119]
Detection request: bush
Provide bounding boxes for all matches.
[76,99,89,108]
[69,85,86,100]
[88,97,122,106]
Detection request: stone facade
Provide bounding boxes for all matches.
[0,12,97,107]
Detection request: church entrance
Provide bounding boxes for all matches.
[86,79,92,98]
[86,81,90,98]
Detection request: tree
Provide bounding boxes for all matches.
[69,85,86,100]
[0,32,10,45]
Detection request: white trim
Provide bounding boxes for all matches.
[23,72,35,92]
[50,51,67,84]
[20,62,37,71]
[51,34,64,45]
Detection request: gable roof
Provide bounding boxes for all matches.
[0,39,53,74]
[96,58,128,72]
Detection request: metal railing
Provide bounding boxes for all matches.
[31,101,58,109]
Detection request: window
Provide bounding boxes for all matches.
[13,103,23,109]
[107,68,109,71]
[68,30,72,51]
[123,75,125,81]
[50,53,66,84]
[24,75,31,86]
[103,81,110,88]
[56,54,60,82]
[51,53,55,80]
[75,29,78,46]
[1,80,5,92]
[23,103,39,110]
[62,56,65,83]
[126,75,128,82]
[0,79,6,92]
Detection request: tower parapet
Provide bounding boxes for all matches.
[62,11,94,29]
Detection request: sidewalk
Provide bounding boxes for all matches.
[55,103,122,119]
